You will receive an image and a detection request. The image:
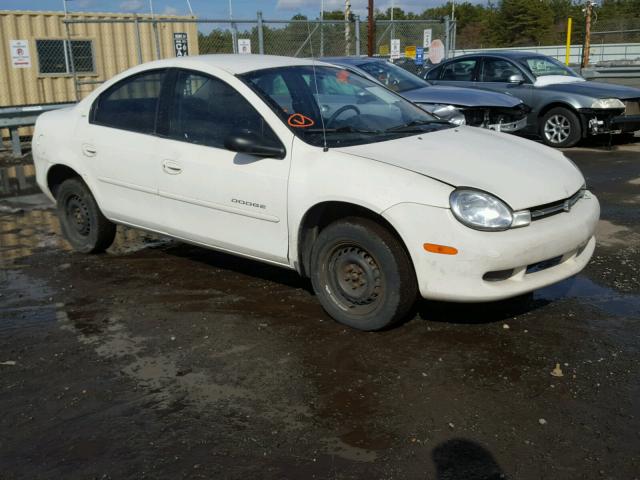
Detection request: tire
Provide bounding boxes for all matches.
[540,107,582,148]
[309,217,417,331]
[56,178,116,253]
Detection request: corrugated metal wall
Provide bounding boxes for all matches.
[0,10,199,107]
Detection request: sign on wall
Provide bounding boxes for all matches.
[10,40,31,68]
[238,39,251,54]
[390,39,401,59]
[173,33,189,57]
[423,29,432,48]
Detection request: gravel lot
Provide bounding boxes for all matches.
[1,141,639,479]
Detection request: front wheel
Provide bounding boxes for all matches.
[309,218,417,331]
[540,107,582,148]
[56,178,116,253]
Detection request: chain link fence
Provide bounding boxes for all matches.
[61,15,454,100]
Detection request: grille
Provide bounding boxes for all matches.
[530,188,584,221]
[526,255,563,274]
[460,104,529,127]
[623,99,640,116]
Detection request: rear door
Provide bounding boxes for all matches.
[155,69,291,263]
[81,69,167,230]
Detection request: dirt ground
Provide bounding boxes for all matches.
[1,142,639,479]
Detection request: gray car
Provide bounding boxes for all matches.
[322,56,530,132]
[423,51,640,147]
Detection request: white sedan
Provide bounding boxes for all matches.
[32,55,600,331]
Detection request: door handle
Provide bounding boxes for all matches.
[82,144,97,157]
[162,159,182,175]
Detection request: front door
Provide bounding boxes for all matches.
[430,57,479,89]
[156,69,291,264]
[477,57,535,126]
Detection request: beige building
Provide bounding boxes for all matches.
[0,10,199,108]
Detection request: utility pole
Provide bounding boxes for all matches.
[320,0,324,57]
[345,0,352,55]
[367,0,374,56]
[581,0,594,68]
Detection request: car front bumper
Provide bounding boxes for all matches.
[578,107,640,136]
[383,192,600,302]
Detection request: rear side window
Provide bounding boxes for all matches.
[91,70,166,134]
[168,70,279,149]
[440,59,477,81]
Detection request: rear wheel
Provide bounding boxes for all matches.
[309,217,417,331]
[540,107,581,148]
[56,178,116,253]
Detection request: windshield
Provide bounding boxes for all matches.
[519,56,579,78]
[240,65,450,148]
[356,60,426,93]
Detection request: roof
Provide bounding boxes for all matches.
[321,56,381,66]
[0,10,193,19]
[147,54,337,75]
[454,50,546,60]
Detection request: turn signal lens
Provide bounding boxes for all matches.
[424,243,458,255]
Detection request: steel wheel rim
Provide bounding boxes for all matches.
[544,114,571,144]
[65,194,91,237]
[325,243,383,316]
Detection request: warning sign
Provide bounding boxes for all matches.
[10,40,31,68]
[379,44,389,56]
[405,45,416,59]
[390,39,401,60]
[238,39,251,54]
[173,33,189,57]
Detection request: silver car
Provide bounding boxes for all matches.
[323,56,530,132]
[424,51,640,147]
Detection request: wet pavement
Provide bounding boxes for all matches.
[1,144,639,479]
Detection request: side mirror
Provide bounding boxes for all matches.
[508,74,525,84]
[224,130,286,159]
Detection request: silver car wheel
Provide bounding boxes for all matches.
[544,114,571,144]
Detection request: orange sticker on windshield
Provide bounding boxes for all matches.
[288,113,315,128]
[336,70,350,83]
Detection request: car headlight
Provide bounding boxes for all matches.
[450,189,530,231]
[419,103,466,125]
[591,98,625,109]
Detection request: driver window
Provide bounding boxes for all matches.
[481,59,519,82]
[441,59,477,81]
[168,70,278,149]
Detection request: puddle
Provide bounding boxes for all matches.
[0,207,173,263]
[0,164,39,198]
[535,275,640,317]
[0,269,57,332]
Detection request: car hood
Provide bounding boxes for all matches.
[336,126,584,211]
[402,85,523,108]
[538,79,640,99]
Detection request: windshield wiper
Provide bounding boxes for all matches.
[302,126,380,134]
[384,119,444,133]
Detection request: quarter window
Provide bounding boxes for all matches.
[91,70,166,134]
[481,59,520,82]
[169,70,278,149]
[440,59,477,81]
[36,39,94,75]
